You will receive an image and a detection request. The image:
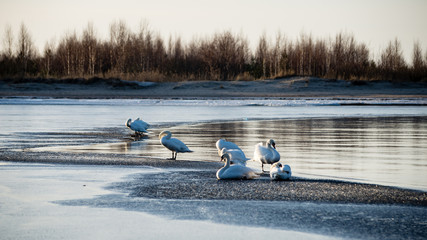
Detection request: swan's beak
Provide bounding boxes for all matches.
[272,143,276,149]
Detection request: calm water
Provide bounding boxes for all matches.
[1,98,427,191]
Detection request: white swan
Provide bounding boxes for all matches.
[159,130,192,160]
[216,139,242,156]
[253,139,280,171]
[220,148,249,166]
[126,118,149,136]
[270,162,292,180]
[216,153,259,180]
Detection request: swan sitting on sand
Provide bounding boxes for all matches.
[126,118,149,136]
[159,130,192,160]
[253,139,280,171]
[219,148,249,166]
[216,153,259,180]
[270,162,292,180]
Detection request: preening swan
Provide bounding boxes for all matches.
[220,148,249,166]
[216,153,259,180]
[216,139,242,156]
[270,162,292,180]
[159,130,192,160]
[126,118,149,136]
[253,139,280,171]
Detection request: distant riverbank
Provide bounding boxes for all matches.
[1,77,426,99]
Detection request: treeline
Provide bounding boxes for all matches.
[1,21,427,82]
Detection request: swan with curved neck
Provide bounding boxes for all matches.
[126,118,149,136]
[159,130,192,160]
[216,153,258,180]
[253,139,280,171]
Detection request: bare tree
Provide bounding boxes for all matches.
[214,31,237,80]
[412,41,424,70]
[255,33,269,78]
[272,31,284,77]
[110,20,129,73]
[199,37,216,79]
[153,34,166,73]
[82,22,97,75]
[331,32,346,79]
[313,38,328,77]
[380,38,406,80]
[411,41,426,80]
[57,31,78,76]
[3,24,14,58]
[17,23,35,76]
[43,39,55,76]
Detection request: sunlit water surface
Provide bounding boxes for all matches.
[1,98,426,191]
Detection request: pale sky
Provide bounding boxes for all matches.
[1,0,427,61]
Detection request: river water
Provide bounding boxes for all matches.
[1,97,427,191]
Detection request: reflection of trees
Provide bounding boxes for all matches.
[185,117,427,176]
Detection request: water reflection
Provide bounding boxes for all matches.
[3,115,427,191]
[150,117,427,190]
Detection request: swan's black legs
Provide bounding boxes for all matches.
[169,151,177,160]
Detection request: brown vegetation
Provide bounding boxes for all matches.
[1,21,427,82]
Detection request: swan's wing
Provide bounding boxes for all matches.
[132,119,149,132]
[217,139,241,151]
[228,150,249,166]
[253,143,273,162]
[231,159,248,166]
[277,171,291,180]
[226,142,242,151]
[226,149,248,161]
[272,148,281,161]
[281,165,292,178]
[222,165,258,179]
[168,137,192,152]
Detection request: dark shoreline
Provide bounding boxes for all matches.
[1,77,426,99]
[126,169,427,207]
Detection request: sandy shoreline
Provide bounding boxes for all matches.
[1,77,427,98]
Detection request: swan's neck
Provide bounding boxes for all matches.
[126,119,131,127]
[218,157,230,178]
[161,132,171,140]
[220,155,231,169]
[226,158,231,167]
